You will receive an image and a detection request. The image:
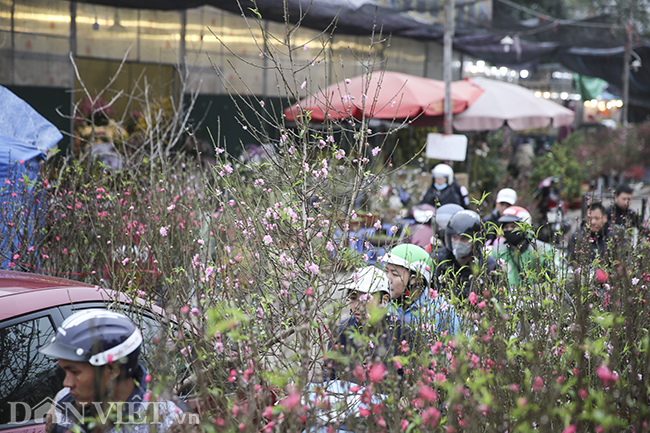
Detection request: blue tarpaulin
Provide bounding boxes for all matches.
[0,85,62,269]
[0,86,63,155]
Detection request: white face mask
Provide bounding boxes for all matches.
[451,241,472,259]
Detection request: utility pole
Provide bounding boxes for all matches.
[69,2,77,156]
[443,0,455,134]
[621,0,633,126]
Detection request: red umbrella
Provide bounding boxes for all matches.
[284,71,483,122]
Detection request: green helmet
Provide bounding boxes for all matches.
[381,243,434,285]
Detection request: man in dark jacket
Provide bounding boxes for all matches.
[568,202,611,265]
[39,310,186,433]
[607,184,644,230]
[433,210,499,301]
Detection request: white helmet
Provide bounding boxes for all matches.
[495,188,517,205]
[342,266,390,296]
[431,163,454,184]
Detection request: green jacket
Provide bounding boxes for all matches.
[489,239,561,289]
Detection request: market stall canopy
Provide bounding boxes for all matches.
[284,71,484,123]
[453,77,575,131]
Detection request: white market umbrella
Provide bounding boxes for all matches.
[453,77,576,131]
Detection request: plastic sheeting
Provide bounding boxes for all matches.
[0,85,62,269]
[0,86,63,155]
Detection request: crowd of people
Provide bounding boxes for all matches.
[328,163,647,383]
[31,163,648,430]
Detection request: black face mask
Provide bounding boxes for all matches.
[504,230,526,246]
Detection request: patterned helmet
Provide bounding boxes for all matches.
[39,309,142,377]
[498,206,532,224]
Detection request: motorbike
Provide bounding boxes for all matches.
[398,203,436,249]
[534,177,571,244]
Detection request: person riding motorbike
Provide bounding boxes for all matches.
[382,243,460,338]
[433,203,464,248]
[489,206,562,290]
[433,210,499,301]
[483,188,517,244]
[420,163,469,209]
[401,203,436,249]
[534,177,570,243]
[324,266,401,383]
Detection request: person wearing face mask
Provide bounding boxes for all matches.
[433,210,499,301]
[382,243,459,338]
[433,203,464,247]
[324,266,402,382]
[489,206,562,290]
[482,188,517,244]
[420,163,469,209]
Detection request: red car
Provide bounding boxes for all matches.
[0,271,179,433]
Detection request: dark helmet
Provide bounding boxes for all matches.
[39,310,142,377]
[434,203,464,245]
[445,209,482,248]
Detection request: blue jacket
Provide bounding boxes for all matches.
[389,289,461,338]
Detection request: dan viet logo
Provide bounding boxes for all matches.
[7,398,199,426]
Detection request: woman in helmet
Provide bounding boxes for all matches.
[39,310,185,433]
[382,243,459,337]
[433,210,499,301]
[419,163,469,209]
[489,206,562,290]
